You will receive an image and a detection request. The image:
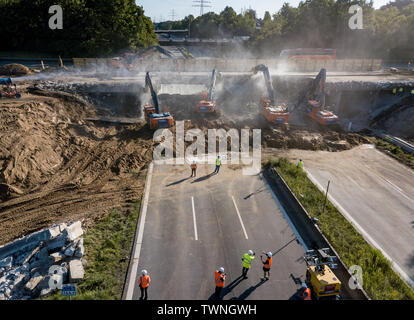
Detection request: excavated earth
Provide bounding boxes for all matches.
[0,84,154,245]
[0,78,371,245]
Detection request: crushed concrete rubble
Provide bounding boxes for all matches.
[0,221,85,300]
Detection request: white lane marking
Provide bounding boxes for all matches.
[191,196,199,241]
[305,169,414,289]
[125,162,154,300]
[232,196,249,240]
[262,177,308,251]
[362,163,414,205]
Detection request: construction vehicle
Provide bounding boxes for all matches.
[252,64,289,124]
[143,72,174,129]
[304,248,341,300]
[0,77,21,99]
[196,69,218,113]
[299,68,339,126]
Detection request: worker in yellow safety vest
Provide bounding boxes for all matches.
[392,88,397,95]
[138,269,151,300]
[297,159,304,169]
[241,250,255,278]
[213,155,221,174]
[398,87,404,95]
[411,88,414,98]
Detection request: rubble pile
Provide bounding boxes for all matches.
[0,221,85,300]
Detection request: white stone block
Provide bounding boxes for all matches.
[65,221,83,242]
[24,273,43,292]
[69,259,84,282]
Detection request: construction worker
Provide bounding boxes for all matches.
[261,252,273,280]
[214,267,226,300]
[301,282,311,300]
[191,160,197,177]
[138,269,151,300]
[411,88,414,99]
[398,87,404,95]
[392,88,397,95]
[241,250,255,278]
[297,159,304,169]
[214,155,221,174]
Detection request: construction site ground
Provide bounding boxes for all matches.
[263,145,414,287]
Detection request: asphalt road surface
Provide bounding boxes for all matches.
[281,145,414,287]
[129,163,306,300]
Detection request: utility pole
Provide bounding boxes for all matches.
[192,0,211,16]
[169,9,176,21]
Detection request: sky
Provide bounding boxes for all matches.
[137,0,392,22]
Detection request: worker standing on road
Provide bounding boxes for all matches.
[301,282,311,300]
[214,267,226,300]
[398,87,404,95]
[191,160,197,177]
[261,252,273,280]
[241,250,255,278]
[411,88,414,99]
[214,155,221,174]
[392,88,397,95]
[297,159,304,169]
[138,269,151,300]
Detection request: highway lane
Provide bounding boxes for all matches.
[279,145,414,287]
[129,163,306,300]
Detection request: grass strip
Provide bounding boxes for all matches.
[375,138,414,170]
[47,201,140,300]
[265,157,414,300]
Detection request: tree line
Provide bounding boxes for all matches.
[156,0,414,60]
[0,0,157,57]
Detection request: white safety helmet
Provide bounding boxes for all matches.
[248,250,253,256]
[142,269,148,275]
[267,252,272,258]
[301,282,307,288]
[219,267,224,273]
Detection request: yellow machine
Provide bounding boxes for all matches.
[304,248,341,300]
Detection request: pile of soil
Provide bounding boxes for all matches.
[0,86,154,245]
[0,63,32,76]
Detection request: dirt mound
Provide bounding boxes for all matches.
[0,63,32,76]
[0,87,154,245]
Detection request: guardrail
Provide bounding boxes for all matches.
[378,132,414,155]
[263,167,370,300]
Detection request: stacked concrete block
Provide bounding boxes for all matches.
[0,221,86,300]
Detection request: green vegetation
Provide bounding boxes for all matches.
[0,0,157,56]
[264,157,414,300]
[375,138,414,169]
[47,201,140,300]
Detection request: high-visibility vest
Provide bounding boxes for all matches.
[263,257,272,269]
[216,158,221,166]
[392,88,397,94]
[215,271,225,287]
[191,163,197,169]
[298,160,303,168]
[302,288,311,300]
[242,253,254,269]
[411,89,414,95]
[139,275,151,288]
[399,87,403,92]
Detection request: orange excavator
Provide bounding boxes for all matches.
[143,72,174,129]
[252,64,289,124]
[196,69,218,113]
[301,68,339,126]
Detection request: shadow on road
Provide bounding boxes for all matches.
[191,173,215,183]
[166,177,191,187]
[229,278,268,300]
[243,186,266,199]
[207,275,246,300]
[272,238,298,256]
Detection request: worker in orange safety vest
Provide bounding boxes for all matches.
[261,251,273,280]
[138,269,151,300]
[214,267,226,300]
[301,282,311,300]
[191,160,197,177]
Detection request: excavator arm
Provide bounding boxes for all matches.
[252,64,275,105]
[208,69,217,102]
[145,72,160,114]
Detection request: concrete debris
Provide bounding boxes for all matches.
[0,221,85,300]
[69,259,85,283]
